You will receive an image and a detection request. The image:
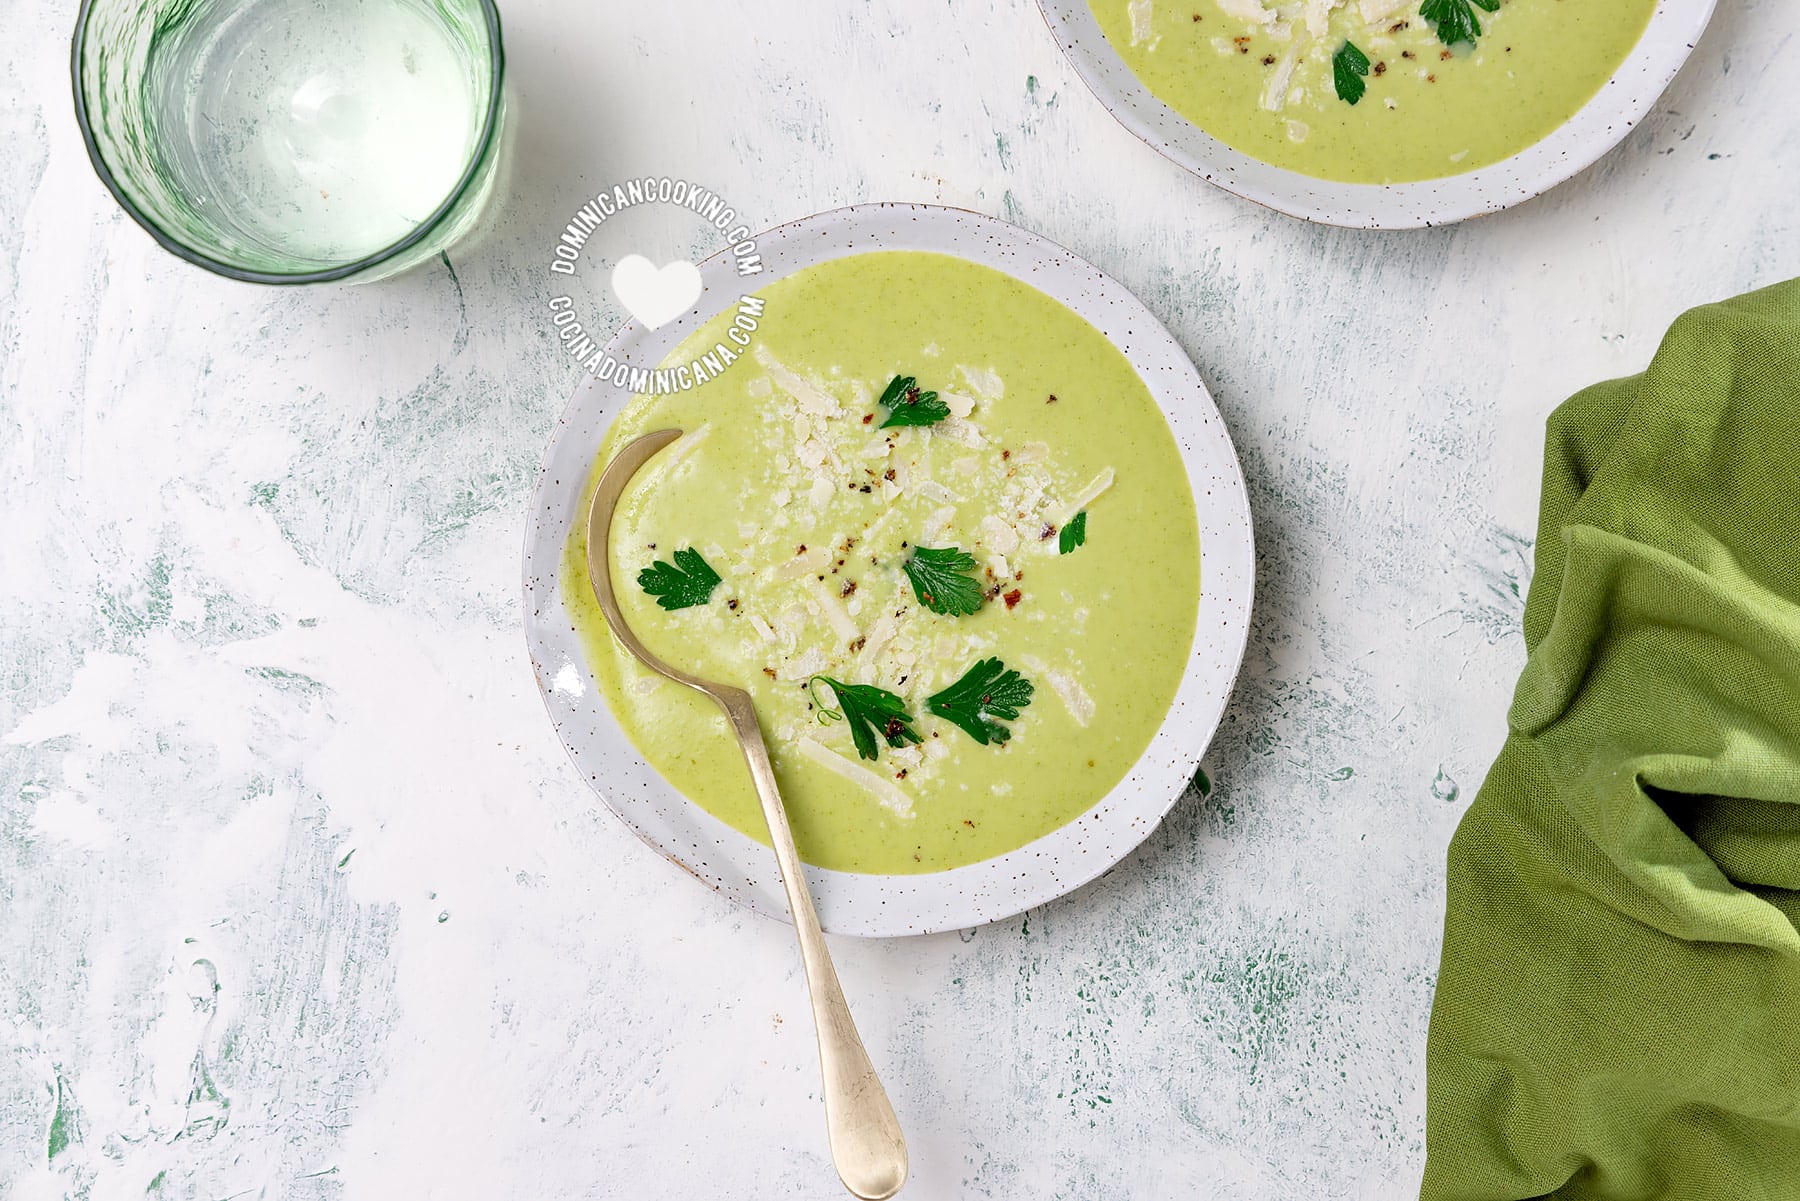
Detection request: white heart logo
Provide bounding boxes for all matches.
[610,255,703,331]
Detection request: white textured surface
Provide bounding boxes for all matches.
[1,1,1795,1197]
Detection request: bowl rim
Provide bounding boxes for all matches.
[69,0,506,284]
[521,201,1258,938]
[1037,0,1719,229]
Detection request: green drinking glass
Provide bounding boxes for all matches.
[72,0,506,284]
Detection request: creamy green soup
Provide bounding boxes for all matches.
[1089,0,1657,183]
[561,251,1200,874]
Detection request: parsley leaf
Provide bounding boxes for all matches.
[927,658,1034,746]
[809,676,922,762]
[637,547,722,611]
[876,375,951,429]
[902,545,984,616]
[1058,510,1088,555]
[1420,0,1499,48]
[1333,40,1370,106]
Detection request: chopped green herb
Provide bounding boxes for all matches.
[1420,0,1499,48]
[1333,40,1371,105]
[927,658,1034,746]
[876,374,951,429]
[809,676,921,762]
[902,545,984,616]
[1058,510,1088,555]
[637,547,721,611]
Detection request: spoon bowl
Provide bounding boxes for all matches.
[585,428,908,1201]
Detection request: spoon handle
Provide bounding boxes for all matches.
[717,688,909,1201]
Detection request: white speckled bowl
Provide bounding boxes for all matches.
[1039,0,1717,228]
[523,203,1254,938]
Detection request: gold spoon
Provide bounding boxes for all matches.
[586,428,909,1201]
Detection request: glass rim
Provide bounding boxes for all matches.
[70,0,506,285]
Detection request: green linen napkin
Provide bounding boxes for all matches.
[1422,279,1800,1200]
